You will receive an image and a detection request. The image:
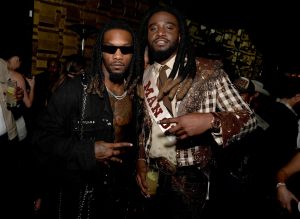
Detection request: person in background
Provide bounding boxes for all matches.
[32,19,141,219]
[276,150,300,215]
[4,51,35,142]
[266,77,300,182]
[254,76,300,218]
[234,77,271,131]
[31,58,61,116]
[249,79,272,128]
[0,56,26,217]
[0,56,20,160]
[3,49,37,217]
[64,54,86,79]
[51,54,86,92]
[135,6,257,219]
[4,51,35,109]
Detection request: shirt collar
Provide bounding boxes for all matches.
[153,55,176,76]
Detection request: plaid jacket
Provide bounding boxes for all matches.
[139,57,257,167]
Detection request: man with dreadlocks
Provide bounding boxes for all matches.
[32,20,141,218]
[135,6,257,219]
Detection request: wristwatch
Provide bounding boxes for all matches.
[210,113,221,132]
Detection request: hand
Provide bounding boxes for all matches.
[159,112,213,140]
[136,159,150,198]
[25,75,35,88]
[277,186,299,213]
[15,86,24,102]
[94,141,132,163]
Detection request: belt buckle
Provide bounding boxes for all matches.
[155,157,177,175]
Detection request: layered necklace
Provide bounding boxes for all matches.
[105,86,127,100]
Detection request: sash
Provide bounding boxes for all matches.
[143,67,174,134]
[143,67,177,164]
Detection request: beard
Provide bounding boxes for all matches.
[109,72,125,84]
[149,42,178,63]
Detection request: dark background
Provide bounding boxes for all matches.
[148,0,300,94]
[1,0,300,76]
[1,0,33,74]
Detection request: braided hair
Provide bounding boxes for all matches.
[87,19,141,97]
[138,5,196,100]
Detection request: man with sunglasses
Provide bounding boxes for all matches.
[32,20,141,218]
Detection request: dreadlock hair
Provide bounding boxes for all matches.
[87,19,141,97]
[138,5,196,101]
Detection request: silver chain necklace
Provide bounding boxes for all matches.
[80,83,88,140]
[105,86,127,100]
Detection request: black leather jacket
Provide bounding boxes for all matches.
[33,76,136,186]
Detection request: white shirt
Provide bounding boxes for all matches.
[0,104,7,136]
[149,55,178,164]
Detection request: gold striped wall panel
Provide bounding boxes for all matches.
[32,0,149,74]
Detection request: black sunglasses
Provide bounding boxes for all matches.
[102,45,134,55]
